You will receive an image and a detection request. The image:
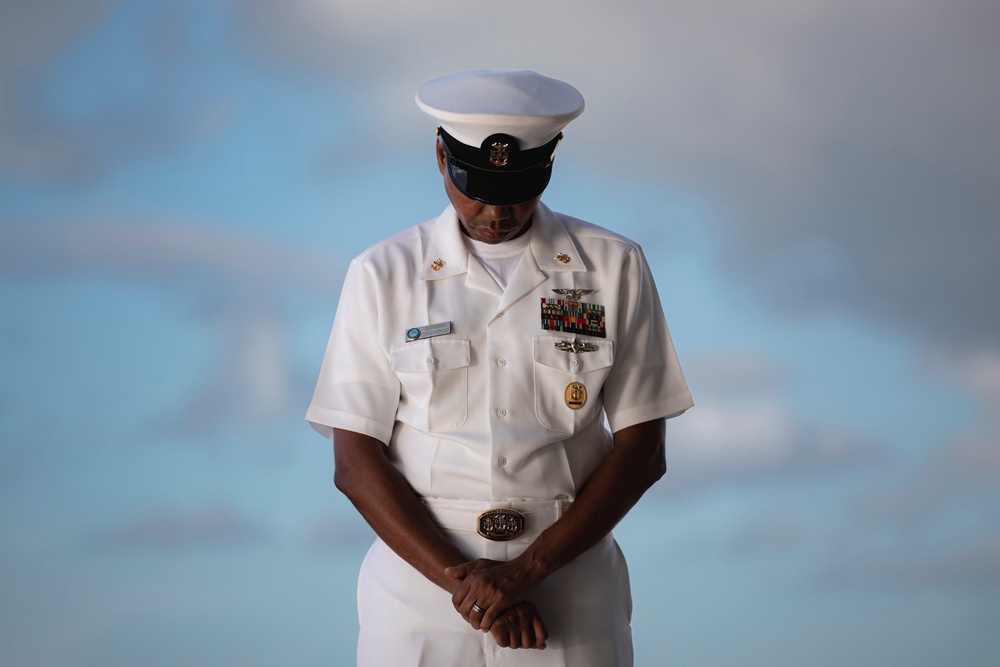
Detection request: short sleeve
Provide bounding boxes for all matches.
[602,245,693,433]
[305,259,400,444]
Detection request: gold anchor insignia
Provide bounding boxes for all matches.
[555,253,571,264]
[430,258,445,271]
[564,381,587,410]
[489,141,510,167]
[554,340,598,354]
[552,288,593,301]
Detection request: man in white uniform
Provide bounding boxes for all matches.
[307,70,693,666]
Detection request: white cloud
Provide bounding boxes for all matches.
[236,0,1000,352]
[5,0,997,352]
[0,1,232,182]
[664,350,882,489]
[307,513,375,553]
[859,428,1000,524]
[817,537,1000,588]
[671,398,797,468]
[726,515,804,557]
[1,216,345,436]
[0,217,343,292]
[98,505,269,548]
[0,0,110,176]
[938,349,1000,414]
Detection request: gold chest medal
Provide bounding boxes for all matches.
[564,382,587,410]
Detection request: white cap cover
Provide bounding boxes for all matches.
[415,70,585,150]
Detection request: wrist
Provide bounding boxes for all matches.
[515,542,554,588]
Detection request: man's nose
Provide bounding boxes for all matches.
[483,205,512,222]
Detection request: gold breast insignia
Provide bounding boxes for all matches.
[564,382,587,410]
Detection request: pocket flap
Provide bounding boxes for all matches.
[533,335,614,373]
[390,338,471,373]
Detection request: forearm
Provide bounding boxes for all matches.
[333,428,467,592]
[516,417,667,584]
[449,417,668,630]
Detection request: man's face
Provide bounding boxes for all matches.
[436,140,540,244]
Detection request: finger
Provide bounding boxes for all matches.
[490,618,510,648]
[499,611,520,650]
[469,602,488,631]
[480,603,501,631]
[518,620,533,650]
[508,624,521,650]
[532,612,548,649]
[451,579,471,612]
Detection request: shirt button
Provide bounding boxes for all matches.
[497,408,507,418]
[497,456,507,467]
[570,359,579,368]
[497,358,507,367]
[425,357,435,366]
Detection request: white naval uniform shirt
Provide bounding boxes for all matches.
[306,202,693,502]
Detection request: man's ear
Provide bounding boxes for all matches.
[436,139,447,176]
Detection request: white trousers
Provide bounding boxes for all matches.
[356,499,634,666]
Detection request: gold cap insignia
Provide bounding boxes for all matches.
[430,258,445,271]
[564,381,587,410]
[489,141,510,167]
[555,253,571,264]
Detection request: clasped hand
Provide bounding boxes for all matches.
[445,558,547,650]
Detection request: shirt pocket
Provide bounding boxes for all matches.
[533,335,615,433]
[389,338,471,432]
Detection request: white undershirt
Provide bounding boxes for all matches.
[462,229,531,291]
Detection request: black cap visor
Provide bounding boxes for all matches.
[439,128,560,206]
[446,160,553,206]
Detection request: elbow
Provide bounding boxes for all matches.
[333,464,359,499]
[332,428,385,501]
[654,455,667,482]
[647,454,667,487]
[646,432,667,487]
[333,451,367,500]
[333,466,349,495]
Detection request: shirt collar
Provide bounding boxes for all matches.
[420,202,586,281]
[528,202,587,272]
[420,205,470,281]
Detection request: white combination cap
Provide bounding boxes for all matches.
[416,70,585,205]
[416,70,585,150]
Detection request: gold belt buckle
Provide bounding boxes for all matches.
[476,508,526,541]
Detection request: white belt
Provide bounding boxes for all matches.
[421,497,571,539]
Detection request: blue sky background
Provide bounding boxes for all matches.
[1,1,998,665]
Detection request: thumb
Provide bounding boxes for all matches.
[444,561,473,578]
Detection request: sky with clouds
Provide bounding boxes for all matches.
[1,1,998,665]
